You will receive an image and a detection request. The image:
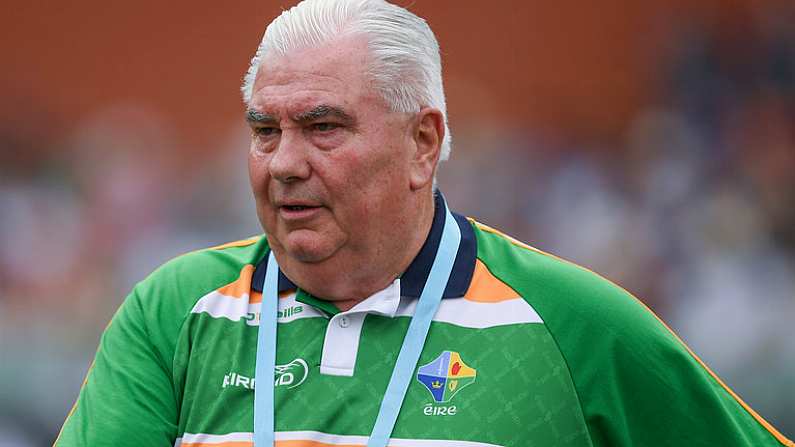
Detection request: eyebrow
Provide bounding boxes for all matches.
[245,109,278,125]
[245,105,355,126]
[293,105,354,124]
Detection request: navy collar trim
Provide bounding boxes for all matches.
[251,192,476,299]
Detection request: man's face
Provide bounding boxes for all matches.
[247,36,416,268]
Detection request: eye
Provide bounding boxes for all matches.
[311,122,339,132]
[255,126,281,137]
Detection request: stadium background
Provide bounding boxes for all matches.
[1,0,793,444]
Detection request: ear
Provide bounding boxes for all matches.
[409,107,445,191]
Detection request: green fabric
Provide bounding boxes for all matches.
[56,238,269,445]
[55,223,792,447]
[297,290,340,316]
[473,223,790,446]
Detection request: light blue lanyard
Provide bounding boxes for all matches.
[254,201,461,447]
[253,248,279,446]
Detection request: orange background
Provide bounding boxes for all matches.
[2,0,786,155]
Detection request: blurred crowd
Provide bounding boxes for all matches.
[1,8,794,446]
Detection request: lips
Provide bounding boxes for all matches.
[282,205,315,211]
[276,200,323,220]
[278,201,322,211]
[274,197,321,208]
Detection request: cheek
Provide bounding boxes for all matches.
[248,152,277,231]
[341,152,407,211]
[248,148,270,196]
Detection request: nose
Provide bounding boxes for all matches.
[268,129,311,183]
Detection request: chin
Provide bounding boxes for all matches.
[281,233,340,264]
[288,246,332,263]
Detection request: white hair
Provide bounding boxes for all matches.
[241,0,452,162]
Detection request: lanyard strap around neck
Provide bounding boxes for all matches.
[254,250,279,447]
[254,201,461,447]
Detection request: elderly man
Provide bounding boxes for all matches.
[56,1,793,446]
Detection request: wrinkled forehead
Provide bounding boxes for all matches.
[249,35,382,115]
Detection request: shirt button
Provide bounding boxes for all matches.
[339,316,350,328]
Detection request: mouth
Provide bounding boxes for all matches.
[277,202,323,220]
[282,205,314,211]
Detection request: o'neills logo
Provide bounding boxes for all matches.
[278,305,303,319]
[274,358,309,389]
[245,305,304,323]
[222,358,309,390]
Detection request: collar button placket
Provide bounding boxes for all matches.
[254,198,461,447]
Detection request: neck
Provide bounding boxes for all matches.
[278,191,437,310]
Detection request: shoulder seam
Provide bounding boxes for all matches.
[470,219,539,253]
[204,235,263,252]
[142,236,264,279]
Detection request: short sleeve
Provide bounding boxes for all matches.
[54,287,179,446]
[537,266,793,447]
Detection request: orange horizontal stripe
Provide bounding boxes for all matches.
[278,442,360,447]
[473,219,794,446]
[463,259,520,302]
[180,442,361,447]
[472,220,535,252]
[208,237,261,251]
[181,443,252,447]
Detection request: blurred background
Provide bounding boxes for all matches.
[1,0,794,444]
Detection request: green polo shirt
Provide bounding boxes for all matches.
[56,199,793,447]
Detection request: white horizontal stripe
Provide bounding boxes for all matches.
[176,431,251,445]
[388,437,502,447]
[190,291,325,325]
[277,431,368,444]
[399,296,543,329]
[280,430,503,446]
[177,431,503,446]
[191,291,541,329]
[190,291,253,323]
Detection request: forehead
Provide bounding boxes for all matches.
[249,35,382,116]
